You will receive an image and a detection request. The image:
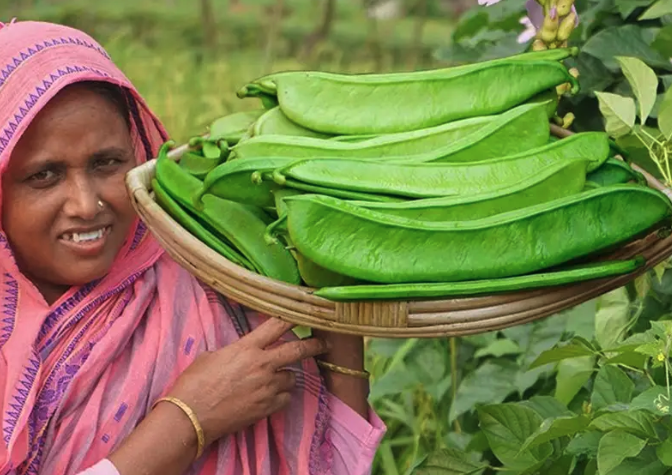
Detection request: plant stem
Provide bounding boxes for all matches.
[450,337,462,434]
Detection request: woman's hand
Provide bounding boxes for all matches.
[110,317,326,475]
[167,317,329,446]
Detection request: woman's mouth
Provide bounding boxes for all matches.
[59,226,112,256]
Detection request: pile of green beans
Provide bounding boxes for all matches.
[152,49,670,302]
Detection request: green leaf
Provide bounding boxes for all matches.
[591,365,635,410]
[567,431,604,458]
[582,25,672,72]
[565,301,598,341]
[451,10,488,42]
[596,288,631,350]
[607,447,668,475]
[477,404,553,472]
[656,436,672,466]
[603,351,648,369]
[661,75,672,90]
[597,430,647,475]
[616,56,659,124]
[595,92,637,138]
[474,339,522,359]
[529,339,596,369]
[630,386,670,416]
[449,360,518,422]
[555,356,596,406]
[413,448,488,475]
[619,0,658,18]
[575,53,617,95]
[606,332,656,353]
[658,89,672,140]
[652,25,672,59]
[521,396,573,420]
[589,410,658,439]
[520,415,591,452]
[639,0,672,19]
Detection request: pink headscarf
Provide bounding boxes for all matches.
[0,20,329,475]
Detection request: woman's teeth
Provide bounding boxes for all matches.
[64,228,106,243]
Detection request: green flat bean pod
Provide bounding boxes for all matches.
[385,101,551,163]
[314,257,645,301]
[231,102,547,162]
[404,130,611,169]
[237,47,579,99]
[156,151,301,284]
[179,151,222,179]
[196,157,403,208]
[272,60,578,134]
[282,187,671,283]
[272,133,609,199]
[231,113,493,161]
[208,109,265,145]
[197,157,293,208]
[586,158,647,187]
[152,178,254,270]
[347,158,589,221]
[252,107,332,139]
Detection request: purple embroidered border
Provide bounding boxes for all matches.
[3,353,40,446]
[0,36,110,90]
[37,279,100,352]
[308,385,331,475]
[0,272,18,350]
[0,64,110,155]
[7,273,141,470]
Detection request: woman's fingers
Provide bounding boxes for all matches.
[273,369,297,393]
[244,317,295,348]
[267,338,329,369]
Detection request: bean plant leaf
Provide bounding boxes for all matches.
[595,92,637,138]
[412,448,488,475]
[528,339,596,370]
[605,446,668,475]
[567,431,604,458]
[520,396,573,420]
[630,386,670,415]
[639,0,672,19]
[658,89,672,140]
[474,339,521,359]
[656,436,672,466]
[519,415,591,452]
[589,410,658,439]
[582,25,672,71]
[597,430,647,475]
[477,404,553,472]
[591,365,635,410]
[555,356,595,406]
[616,56,659,124]
[595,288,631,350]
[619,0,658,18]
[449,360,518,422]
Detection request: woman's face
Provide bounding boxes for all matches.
[1,84,137,303]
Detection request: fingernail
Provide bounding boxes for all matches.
[324,339,333,351]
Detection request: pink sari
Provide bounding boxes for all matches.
[0,20,384,475]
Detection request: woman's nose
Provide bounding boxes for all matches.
[63,178,102,220]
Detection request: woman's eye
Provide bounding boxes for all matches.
[28,170,57,184]
[96,158,120,168]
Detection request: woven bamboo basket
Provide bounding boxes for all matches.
[125,125,672,338]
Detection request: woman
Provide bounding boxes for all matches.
[0,19,385,475]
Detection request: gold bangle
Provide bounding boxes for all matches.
[317,360,370,379]
[153,396,205,460]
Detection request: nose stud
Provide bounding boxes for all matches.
[98,200,104,209]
